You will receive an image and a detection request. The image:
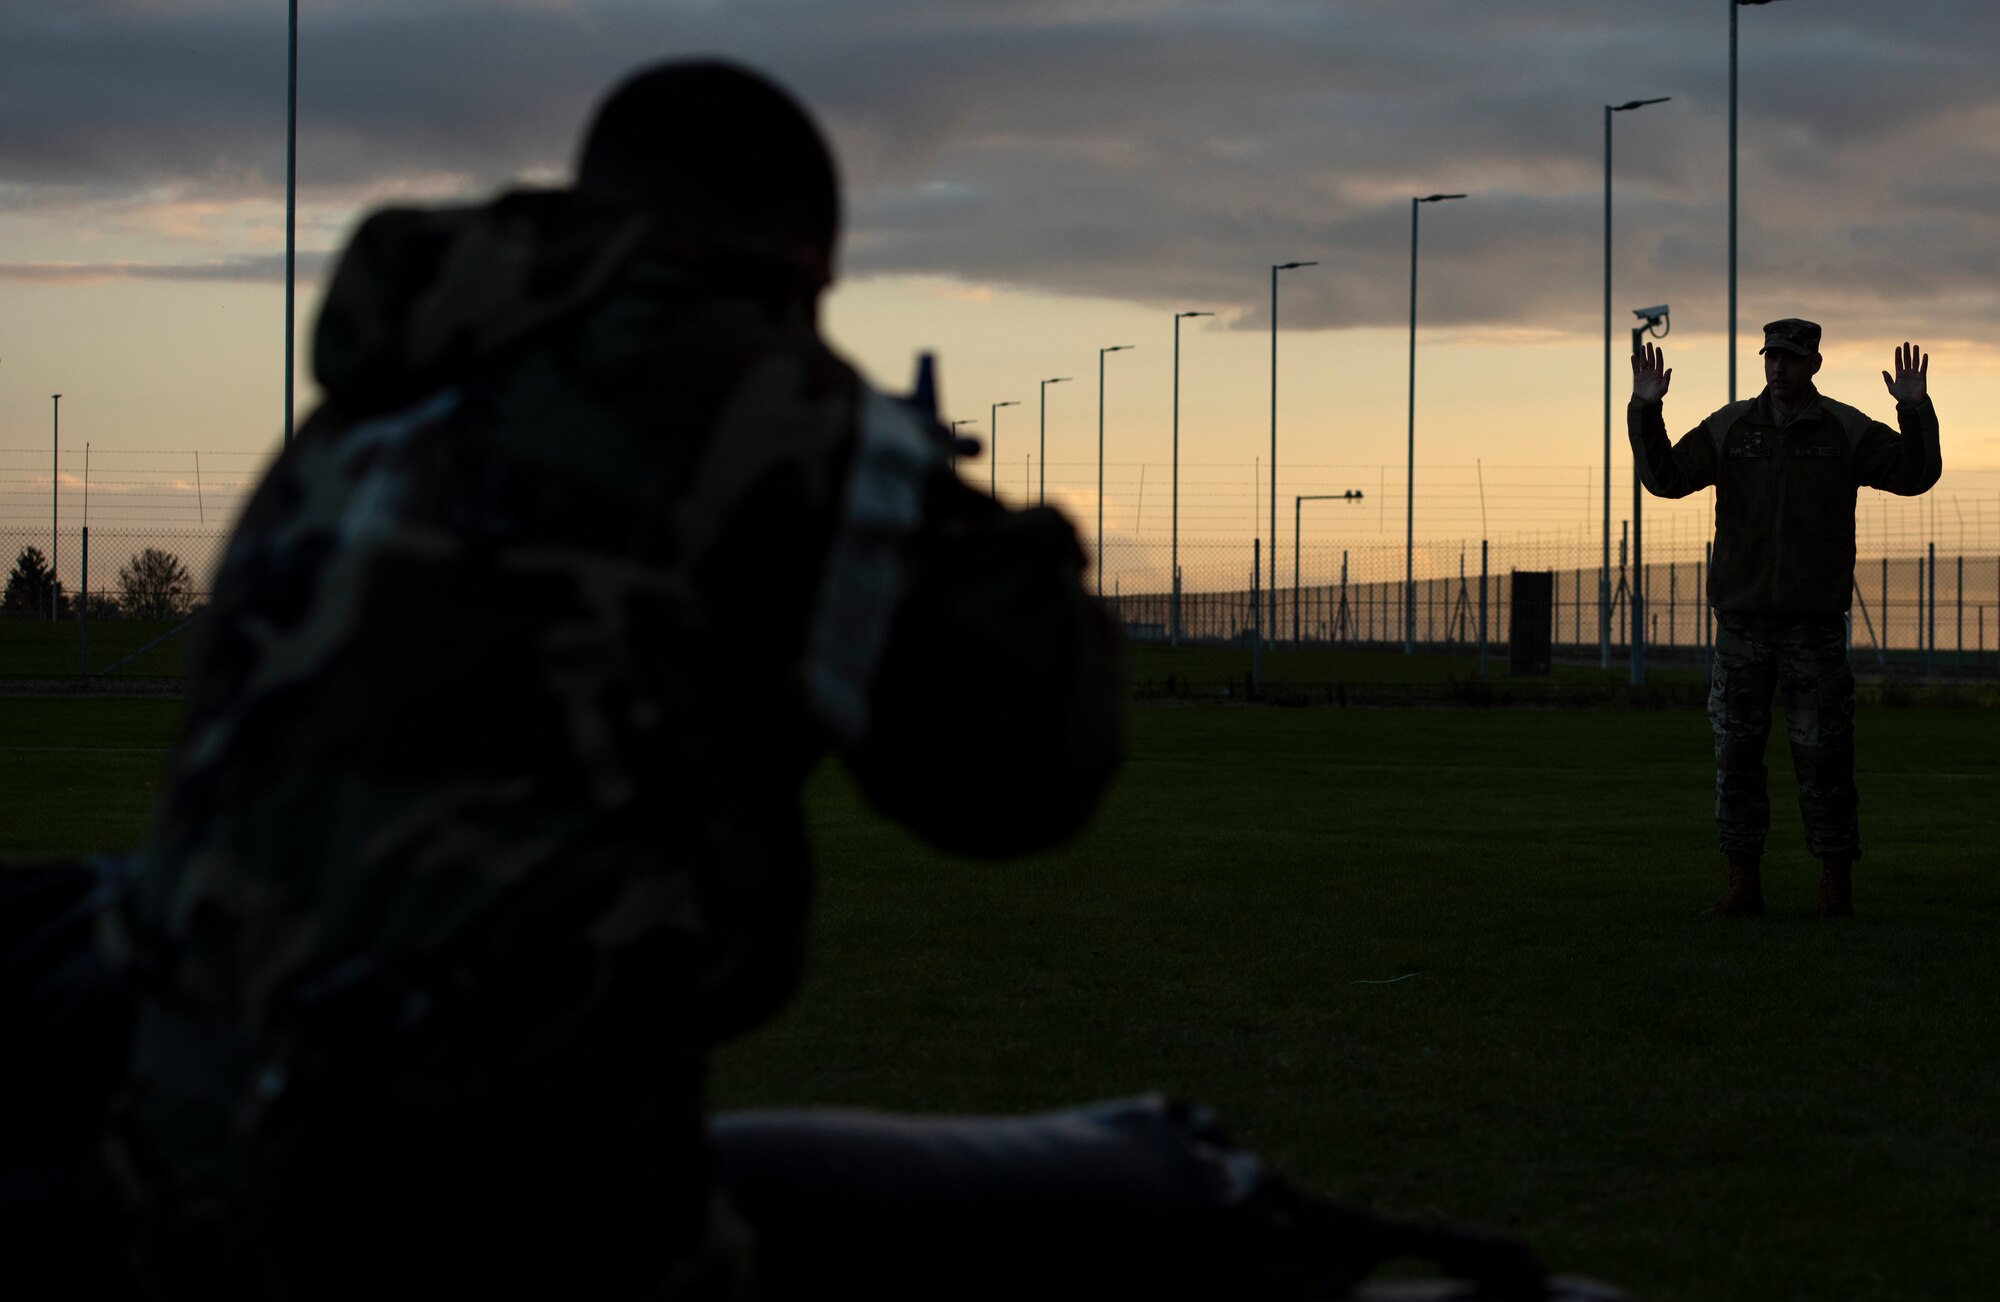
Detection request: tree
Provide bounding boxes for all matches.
[3,546,66,617]
[117,548,196,620]
[82,587,123,620]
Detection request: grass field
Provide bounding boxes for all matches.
[3,693,1995,1301]
[1119,643,2000,707]
[0,615,199,679]
[8,612,1996,698]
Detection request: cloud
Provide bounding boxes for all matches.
[4,1,1998,338]
[0,253,329,284]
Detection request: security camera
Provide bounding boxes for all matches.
[1631,304,1671,341]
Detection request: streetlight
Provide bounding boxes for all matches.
[1097,346,1134,595]
[1406,194,1464,656]
[989,401,1019,496]
[1270,261,1317,641]
[1038,377,1070,507]
[285,0,298,444]
[50,393,61,622]
[1631,305,1670,686]
[1604,96,1671,669]
[1295,491,1363,644]
[1732,0,1785,404]
[1172,310,1213,646]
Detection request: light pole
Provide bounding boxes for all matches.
[1631,306,1670,686]
[1270,261,1317,641]
[1038,377,1070,507]
[1295,491,1362,644]
[1172,311,1212,646]
[50,393,61,622]
[1732,0,1784,404]
[989,400,1019,496]
[1604,97,1670,669]
[285,0,298,444]
[1097,346,1133,594]
[1406,195,1464,656]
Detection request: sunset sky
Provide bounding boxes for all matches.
[4,0,1997,587]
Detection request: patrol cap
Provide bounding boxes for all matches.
[1759,318,1821,357]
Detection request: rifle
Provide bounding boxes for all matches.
[901,352,982,461]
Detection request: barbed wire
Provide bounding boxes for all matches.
[3,451,1996,553]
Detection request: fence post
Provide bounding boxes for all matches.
[1638,556,1647,683]
[1617,522,1627,653]
[1927,541,1936,681]
[1478,539,1489,682]
[1881,556,1889,660]
[1251,538,1262,696]
[1668,561,1676,651]
[79,524,90,676]
[1340,550,1349,644]
[1916,551,1925,675]
[1695,554,1704,655]
[1956,553,1963,673]
[1850,577,1886,670]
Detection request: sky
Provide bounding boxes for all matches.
[5,0,1999,591]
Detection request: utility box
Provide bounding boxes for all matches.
[1509,570,1554,676]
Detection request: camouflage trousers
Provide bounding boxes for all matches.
[1708,613,1859,861]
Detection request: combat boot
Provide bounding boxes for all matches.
[1703,855,1764,918]
[1818,858,1854,919]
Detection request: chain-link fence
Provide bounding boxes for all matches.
[1,527,227,680]
[1091,533,2000,679]
[7,524,1992,684]
[4,521,1997,685]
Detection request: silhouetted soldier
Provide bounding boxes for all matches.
[7,58,1617,1302]
[83,58,1121,1298]
[1630,321,1940,918]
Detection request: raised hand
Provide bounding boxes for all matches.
[1882,341,1928,405]
[1631,341,1672,404]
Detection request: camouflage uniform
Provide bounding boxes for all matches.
[1628,323,1940,862]
[1706,613,1855,860]
[102,188,1121,1297]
